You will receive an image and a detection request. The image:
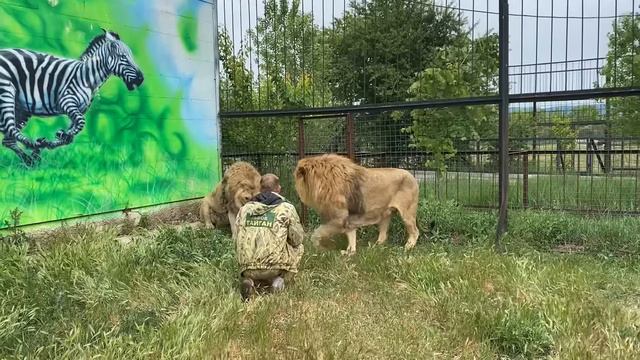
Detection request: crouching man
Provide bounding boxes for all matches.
[234,173,305,302]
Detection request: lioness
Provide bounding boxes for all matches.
[199,161,261,237]
[294,153,420,255]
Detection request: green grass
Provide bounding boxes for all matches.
[2,201,640,358]
[425,172,640,212]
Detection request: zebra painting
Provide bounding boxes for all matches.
[0,28,144,166]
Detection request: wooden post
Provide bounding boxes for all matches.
[346,113,356,162]
[523,152,529,209]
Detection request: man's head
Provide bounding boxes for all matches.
[261,173,281,193]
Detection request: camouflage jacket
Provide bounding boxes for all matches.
[234,192,305,273]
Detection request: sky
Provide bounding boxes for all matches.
[217,0,639,93]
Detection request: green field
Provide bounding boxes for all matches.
[2,201,640,359]
[423,171,640,212]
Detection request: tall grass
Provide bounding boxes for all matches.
[1,202,640,358]
[0,226,240,358]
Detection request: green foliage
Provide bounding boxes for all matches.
[218,26,297,154]
[218,0,329,112]
[550,113,577,150]
[423,200,640,256]
[219,0,336,154]
[509,111,537,150]
[509,209,640,256]
[486,308,554,358]
[0,208,28,246]
[218,28,255,111]
[219,0,502,165]
[328,0,467,104]
[570,105,601,123]
[0,227,238,358]
[417,199,495,244]
[403,34,500,172]
[328,0,462,162]
[249,0,330,108]
[601,15,640,135]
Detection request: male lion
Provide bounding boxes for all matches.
[199,183,229,229]
[199,161,261,237]
[294,153,420,255]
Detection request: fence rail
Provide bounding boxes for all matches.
[217,0,640,245]
[222,148,640,214]
[221,114,640,217]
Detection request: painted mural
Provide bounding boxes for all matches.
[0,0,220,226]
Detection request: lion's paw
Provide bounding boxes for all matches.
[341,249,356,257]
[404,243,416,251]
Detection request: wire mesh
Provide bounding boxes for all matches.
[218,0,640,216]
[218,0,640,112]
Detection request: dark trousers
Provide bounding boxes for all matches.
[241,269,294,287]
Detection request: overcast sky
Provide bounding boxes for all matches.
[217,0,639,93]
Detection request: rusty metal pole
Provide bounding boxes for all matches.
[496,0,509,252]
[532,101,537,167]
[346,113,355,161]
[297,117,308,227]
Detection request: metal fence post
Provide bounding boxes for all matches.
[496,0,510,252]
[297,117,308,227]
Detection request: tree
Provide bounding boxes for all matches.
[601,14,640,136]
[219,0,333,154]
[328,0,466,105]
[402,34,500,172]
[550,113,577,150]
[325,0,470,166]
[510,111,537,150]
[548,113,577,171]
[218,29,254,112]
[248,0,331,109]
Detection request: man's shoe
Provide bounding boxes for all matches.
[240,278,255,302]
[271,276,285,293]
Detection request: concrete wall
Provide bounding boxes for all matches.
[0,0,221,227]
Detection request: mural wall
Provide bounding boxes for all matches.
[0,0,221,226]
